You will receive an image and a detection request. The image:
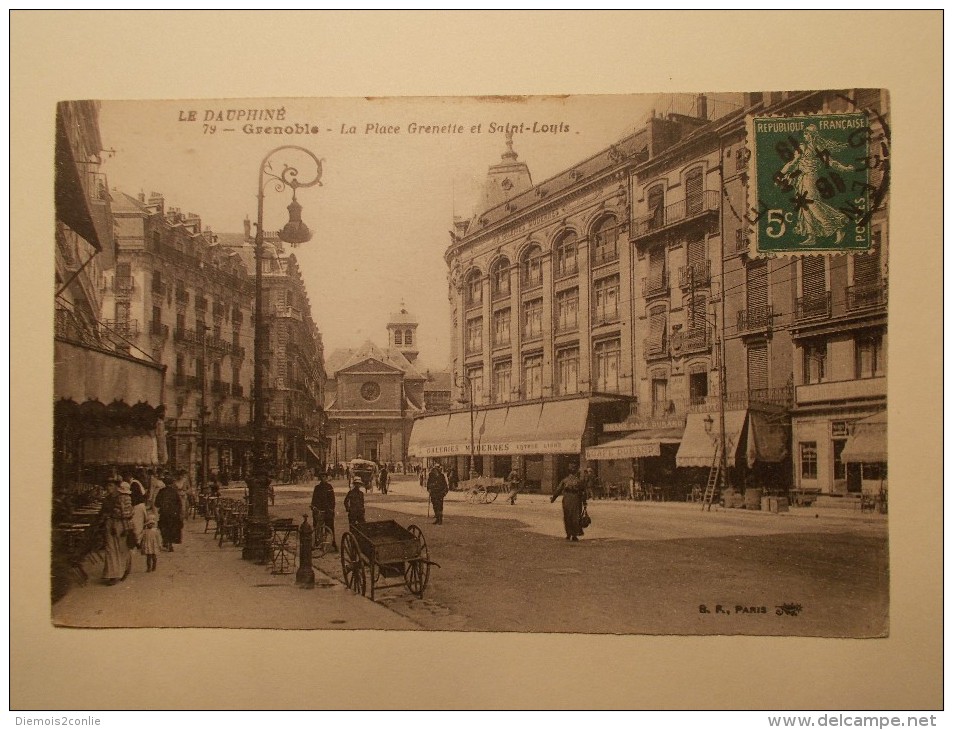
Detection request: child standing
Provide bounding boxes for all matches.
[139,504,162,572]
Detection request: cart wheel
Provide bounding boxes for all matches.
[340,533,366,595]
[404,524,431,597]
[484,486,499,504]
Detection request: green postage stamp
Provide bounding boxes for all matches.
[747,111,886,254]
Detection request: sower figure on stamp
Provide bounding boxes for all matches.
[427,464,449,525]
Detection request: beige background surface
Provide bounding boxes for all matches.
[11,10,943,710]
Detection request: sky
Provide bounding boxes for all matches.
[98,94,661,370]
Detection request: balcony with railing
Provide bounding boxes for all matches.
[678,260,711,290]
[632,190,720,239]
[591,306,620,327]
[642,273,669,299]
[679,326,710,354]
[795,377,885,405]
[273,305,303,321]
[845,281,888,312]
[205,333,232,354]
[210,379,228,396]
[795,292,832,322]
[643,337,669,359]
[590,245,618,268]
[102,319,139,338]
[113,276,134,296]
[737,304,774,334]
[231,383,244,397]
[150,320,169,338]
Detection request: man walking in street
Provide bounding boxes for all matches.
[427,465,449,525]
[310,471,337,551]
[344,477,365,527]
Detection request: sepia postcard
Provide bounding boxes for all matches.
[12,11,942,712]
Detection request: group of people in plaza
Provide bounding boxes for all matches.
[97,467,191,585]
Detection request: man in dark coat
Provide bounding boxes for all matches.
[344,478,365,526]
[377,464,389,495]
[154,478,184,551]
[310,471,337,551]
[427,465,449,525]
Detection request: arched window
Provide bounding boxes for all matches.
[394,329,403,345]
[490,258,511,299]
[591,216,619,266]
[554,231,578,277]
[521,245,543,289]
[404,329,413,346]
[464,269,483,308]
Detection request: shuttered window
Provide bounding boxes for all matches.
[802,256,826,299]
[687,236,706,270]
[688,294,707,332]
[648,247,666,291]
[647,306,667,355]
[747,343,769,392]
[648,185,664,228]
[685,168,704,215]
[746,260,768,310]
[854,234,881,285]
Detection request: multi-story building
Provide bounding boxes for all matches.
[325,305,435,466]
[53,102,166,490]
[410,133,640,492]
[104,191,255,485]
[225,223,329,475]
[413,90,888,499]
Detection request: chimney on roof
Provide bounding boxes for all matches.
[697,94,708,121]
[138,191,145,203]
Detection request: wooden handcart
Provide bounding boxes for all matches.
[340,520,438,600]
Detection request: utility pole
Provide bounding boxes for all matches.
[200,324,209,493]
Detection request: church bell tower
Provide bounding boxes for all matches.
[387,302,419,364]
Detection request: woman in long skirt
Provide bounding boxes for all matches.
[100,478,133,584]
[551,469,586,541]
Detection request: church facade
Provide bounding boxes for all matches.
[325,306,448,466]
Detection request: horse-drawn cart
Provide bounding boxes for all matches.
[340,520,438,600]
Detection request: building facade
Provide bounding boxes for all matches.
[412,90,888,499]
[326,306,446,467]
[53,102,166,492]
[104,191,256,485]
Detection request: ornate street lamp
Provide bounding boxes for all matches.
[243,146,323,563]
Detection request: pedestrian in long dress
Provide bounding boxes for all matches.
[99,478,133,584]
[551,469,586,541]
[154,478,184,552]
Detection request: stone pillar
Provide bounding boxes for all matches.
[577,238,592,392]
[296,514,315,587]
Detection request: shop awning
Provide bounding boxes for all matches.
[408,399,590,457]
[841,411,887,463]
[676,410,749,468]
[586,427,684,461]
[55,339,165,406]
[55,106,112,252]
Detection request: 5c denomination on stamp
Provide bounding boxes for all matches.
[747,111,882,254]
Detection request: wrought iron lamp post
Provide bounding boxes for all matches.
[243,145,323,562]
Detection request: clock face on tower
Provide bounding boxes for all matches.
[360,382,381,402]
